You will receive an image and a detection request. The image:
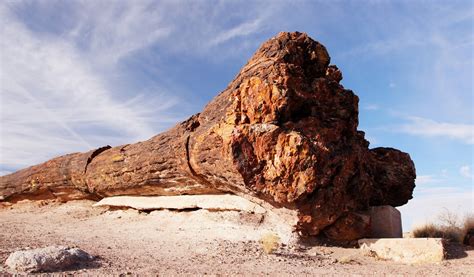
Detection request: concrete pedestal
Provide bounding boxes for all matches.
[369,206,402,238]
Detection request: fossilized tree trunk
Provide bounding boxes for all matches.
[0,32,416,239]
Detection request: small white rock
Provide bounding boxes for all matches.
[5,246,93,272]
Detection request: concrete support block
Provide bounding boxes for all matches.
[359,238,445,264]
[369,206,402,238]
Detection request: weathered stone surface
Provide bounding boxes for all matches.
[369,206,402,238]
[5,246,93,273]
[359,238,445,264]
[322,206,402,241]
[0,31,416,240]
[94,195,266,214]
[324,212,371,241]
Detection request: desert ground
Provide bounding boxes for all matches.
[0,200,472,276]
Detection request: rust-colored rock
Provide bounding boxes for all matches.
[324,212,371,241]
[0,32,416,240]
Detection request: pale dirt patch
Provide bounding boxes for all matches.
[1,200,472,275]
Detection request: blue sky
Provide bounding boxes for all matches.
[0,0,472,230]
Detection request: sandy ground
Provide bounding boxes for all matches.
[0,200,473,276]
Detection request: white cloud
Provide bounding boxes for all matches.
[415,175,442,185]
[398,116,474,144]
[209,19,263,47]
[67,1,172,65]
[0,3,177,168]
[363,104,379,111]
[337,4,473,122]
[0,171,12,177]
[400,171,473,231]
[98,0,281,59]
[0,1,283,170]
[399,186,473,231]
[364,135,378,146]
[337,31,424,59]
[441,169,448,177]
[460,165,473,179]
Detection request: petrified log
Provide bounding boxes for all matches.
[0,32,416,239]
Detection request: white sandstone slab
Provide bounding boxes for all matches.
[359,238,445,264]
[93,194,267,214]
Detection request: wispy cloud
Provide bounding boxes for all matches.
[336,3,473,122]
[68,1,172,65]
[415,175,442,185]
[363,104,379,111]
[399,186,473,231]
[0,3,177,169]
[337,33,423,59]
[0,1,285,171]
[209,19,263,47]
[460,165,473,179]
[364,135,378,146]
[0,170,12,176]
[397,116,474,144]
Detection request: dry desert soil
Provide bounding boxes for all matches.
[0,200,473,276]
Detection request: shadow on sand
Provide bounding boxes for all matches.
[444,242,469,260]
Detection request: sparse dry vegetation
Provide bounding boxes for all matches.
[260,232,280,254]
[362,249,387,261]
[412,209,474,244]
[412,223,462,242]
[337,255,359,265]
[462,213,474,245]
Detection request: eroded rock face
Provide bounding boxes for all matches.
[0,32,416,240]
[324,212,371,241]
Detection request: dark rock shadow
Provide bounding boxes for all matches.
[46,255,103,274]
[444,242,468,260]
[297,235,359,249]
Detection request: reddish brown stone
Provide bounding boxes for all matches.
[324,212,371,241]
[0,32,416,240]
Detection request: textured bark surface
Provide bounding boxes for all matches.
[0,32,416,239]
[324,212,371,241]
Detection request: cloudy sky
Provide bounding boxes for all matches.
[1,0,472,230]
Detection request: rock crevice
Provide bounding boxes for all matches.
[84,145,112,173]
